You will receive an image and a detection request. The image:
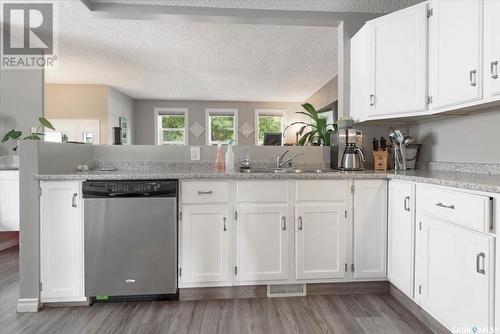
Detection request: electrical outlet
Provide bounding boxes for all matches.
[191,147,200,161]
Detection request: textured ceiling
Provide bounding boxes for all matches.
[45,0,338,101]
[89,0,423,14]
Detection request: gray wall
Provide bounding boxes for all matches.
[108,87,134,145]
[0,69,45,155]
[134,100,305,146]
[305,76,338,110]
[410,107,500,164]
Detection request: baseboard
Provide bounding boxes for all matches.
[0,237,19,252]
[389,285,450,334]
[17,298,41,313]
[180,281,390,301]
[43,298,90,307]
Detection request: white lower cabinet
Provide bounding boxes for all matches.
[295,204,347,280]
[40,181,85,302]
[0,170,19,231]
[388,180,415,298]
[415,214,494,331]
[352,180,388,280]
[235,204,289,283]
[180,205,232,287]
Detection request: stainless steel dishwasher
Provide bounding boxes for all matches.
[83,180,178,302]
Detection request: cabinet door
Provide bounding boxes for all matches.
[429,0,482,110]
[235,204,289,282]
[295,204,347,280]
[415,215,494,331]
[388,181,415,298]
[368,3,428,117]
[0,171,19,231]
[180,205,232,287]
[352,180,387,280]
[40,181,84,302]
[350,24,370,122]
[484,0,500,99]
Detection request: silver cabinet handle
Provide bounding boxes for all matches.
[298,216,303,230]
[469,69,477,86]
[223,217,227,232]
[435,202,455,210]
[476,252,486,275]
[491,61,499,79]
[369,94,375,106]
[404,196,410,212]
[72,193,78,208]
[281,216,286,230]
[197,190,213,195]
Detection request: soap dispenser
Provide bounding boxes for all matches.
[214,143,225,172]
[225,140,235,174]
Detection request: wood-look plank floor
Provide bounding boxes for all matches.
[0,247,434,334]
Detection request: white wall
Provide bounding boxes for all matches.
[410,107,500,164]
[108,87,134,145]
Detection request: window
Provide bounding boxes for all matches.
[206,109,237,145]
[155,108,188,145]
[255,109,285,145]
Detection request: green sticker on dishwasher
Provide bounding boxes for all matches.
[96,295,109,301]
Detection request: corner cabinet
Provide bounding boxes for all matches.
[40,181,85,303]
[484,0,500,100]
[428,0,483,110]
[352,180,388,280]
[368,2,428,118]
[387,180,415,299]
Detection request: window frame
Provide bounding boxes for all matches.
[254,109,286,146]
[205,108,238,145]
[154,107,189,145]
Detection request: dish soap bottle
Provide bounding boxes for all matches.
[214,143,225,173]
[225,140,235,174]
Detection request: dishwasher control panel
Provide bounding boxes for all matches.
[83,180,178,198]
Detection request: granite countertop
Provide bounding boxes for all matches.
[35,168,500,194]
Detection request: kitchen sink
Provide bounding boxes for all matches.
[244,168,336,174]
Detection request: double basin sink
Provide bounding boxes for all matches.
[244,167,338,174]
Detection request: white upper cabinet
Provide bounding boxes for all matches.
[484,0,500,99]
[350,24,370,122]
[352,180,388,280]
[368,3,428,118]
[180,205,232,287]
[387,180,415,299]
[429,0,483,110]
[40,181,85,302]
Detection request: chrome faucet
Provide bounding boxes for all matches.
[276,150,304,168]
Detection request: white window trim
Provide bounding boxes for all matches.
[205,108,238,145]
[254,109,286,145]
[154,107,189,145]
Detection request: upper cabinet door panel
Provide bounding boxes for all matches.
[484,0,500,98]
[429,0,482,110]
[368,3,428,117]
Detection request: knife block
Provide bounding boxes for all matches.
[373,150,389,171]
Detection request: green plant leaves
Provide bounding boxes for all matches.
[1,130,22,143]
[39,117,55,130]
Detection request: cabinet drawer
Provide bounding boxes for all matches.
[295,180,348,202]
[417,185,492,232]
[182,181,230,204]
[236,181,288,203]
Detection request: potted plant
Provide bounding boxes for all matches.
[284,103,338,146]
[2,117,55,151]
